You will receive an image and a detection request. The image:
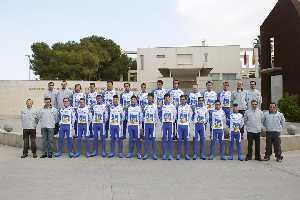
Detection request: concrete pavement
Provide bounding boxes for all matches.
[0,145,300,200]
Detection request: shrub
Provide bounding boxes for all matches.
[278,94,300,122]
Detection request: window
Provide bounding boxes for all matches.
[140,55,144,70]
[210,73,220,81]
[177,54,193,65]
[222,73,237,80]
[156,55,165,58]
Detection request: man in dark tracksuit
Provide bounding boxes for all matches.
[263,103,285,162]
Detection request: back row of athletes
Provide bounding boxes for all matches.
[21,79,284,161]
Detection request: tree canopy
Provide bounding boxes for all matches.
[30,35,136,81]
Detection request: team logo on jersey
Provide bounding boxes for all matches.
[145,113,154,123]
[94,113,102,123]
[111,114,119,125]
[129,115,138,124]
[180,113,188,123]
[213,118,222,128]
[233,122,240,132]
[62,115,70,123]
[223,98,230,108]
[78,115,87,124]
[163,113,172,122]
[207,99,215,109]
[196,115,205,123]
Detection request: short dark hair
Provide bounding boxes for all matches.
[174,79,179,84]
[107,80,113,85]
[131,95,137,100]
[251,99,257,104]
[74,84,81,89]
[214,100,221,104]
[198,96,204,100]
[44,97,51,102]
[124,82,130,87]
[250,80,256,85]
[270,102,277,106]
[141,83,146,87]
[233,103,239,107]
[164,93,170,98]
[113,95,119,99]
[147,93,154,98]
[180,95,187,99]
[90,83,95,86]
[96,94,102,97]
[206,81,213,86]
[26,98,32,103]
[63,97,69,101]
[157,80,163,84]
[48,81,54,86]
[79,98,85,101]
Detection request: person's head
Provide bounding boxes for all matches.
[124,82,130,92]
[107,80,113,90]
[164,93,170,103]
[48,81,54,91]
[44,97,51,108]
[79,98,85,107]
[223,81,229,91]
[113,95,119,105]
[180,95,187,105]
[63,97,70,107]
[131,95,137,105]
[173,80,179,89]
[250,80,256,90]
[147,93,154,104]
[214,100,221,110]
[206,81,213,91]
[26,99,33,108]
[198,96,204,106]
[269,102,277,113]
[237,80,243,90]
[157,80,163,89]
[192,84,198,92]
[251,99,258,110]
[61,80,67,89]
[89,83,96,92]
[233,103,239,113]
[141,83,146,92]
[74,84,81,93]
[96,94,103,103]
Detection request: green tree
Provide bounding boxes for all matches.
[30,35,133,81]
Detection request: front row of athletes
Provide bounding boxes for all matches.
[55,92,244,161]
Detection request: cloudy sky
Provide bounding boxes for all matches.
[0,0,277,80]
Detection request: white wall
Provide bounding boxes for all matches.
[137,45,241,82]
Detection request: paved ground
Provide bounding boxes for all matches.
[0,145,300,200]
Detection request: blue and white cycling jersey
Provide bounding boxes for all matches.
[203,90,218,110]
[143,104,158,124]
[127,105,143,126]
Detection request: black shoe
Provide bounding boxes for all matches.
[21,154,28,158]
[40,154,48,158]
[245,157,252,161]
[32,153,37,158]
[255,157,263,161]
[263,157,270,161]
[276,156,283,162]
[48,153,53,158]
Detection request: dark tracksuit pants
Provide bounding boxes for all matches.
[246,132,261,159]
[23,129,37,155]
[264,131,282,159]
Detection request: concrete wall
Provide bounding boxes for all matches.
[0,79,262,116]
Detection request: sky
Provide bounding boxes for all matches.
[0,0,278,80]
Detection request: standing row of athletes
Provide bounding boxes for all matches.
[20,79,285,162]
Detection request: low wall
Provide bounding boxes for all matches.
[1,131,300,157]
